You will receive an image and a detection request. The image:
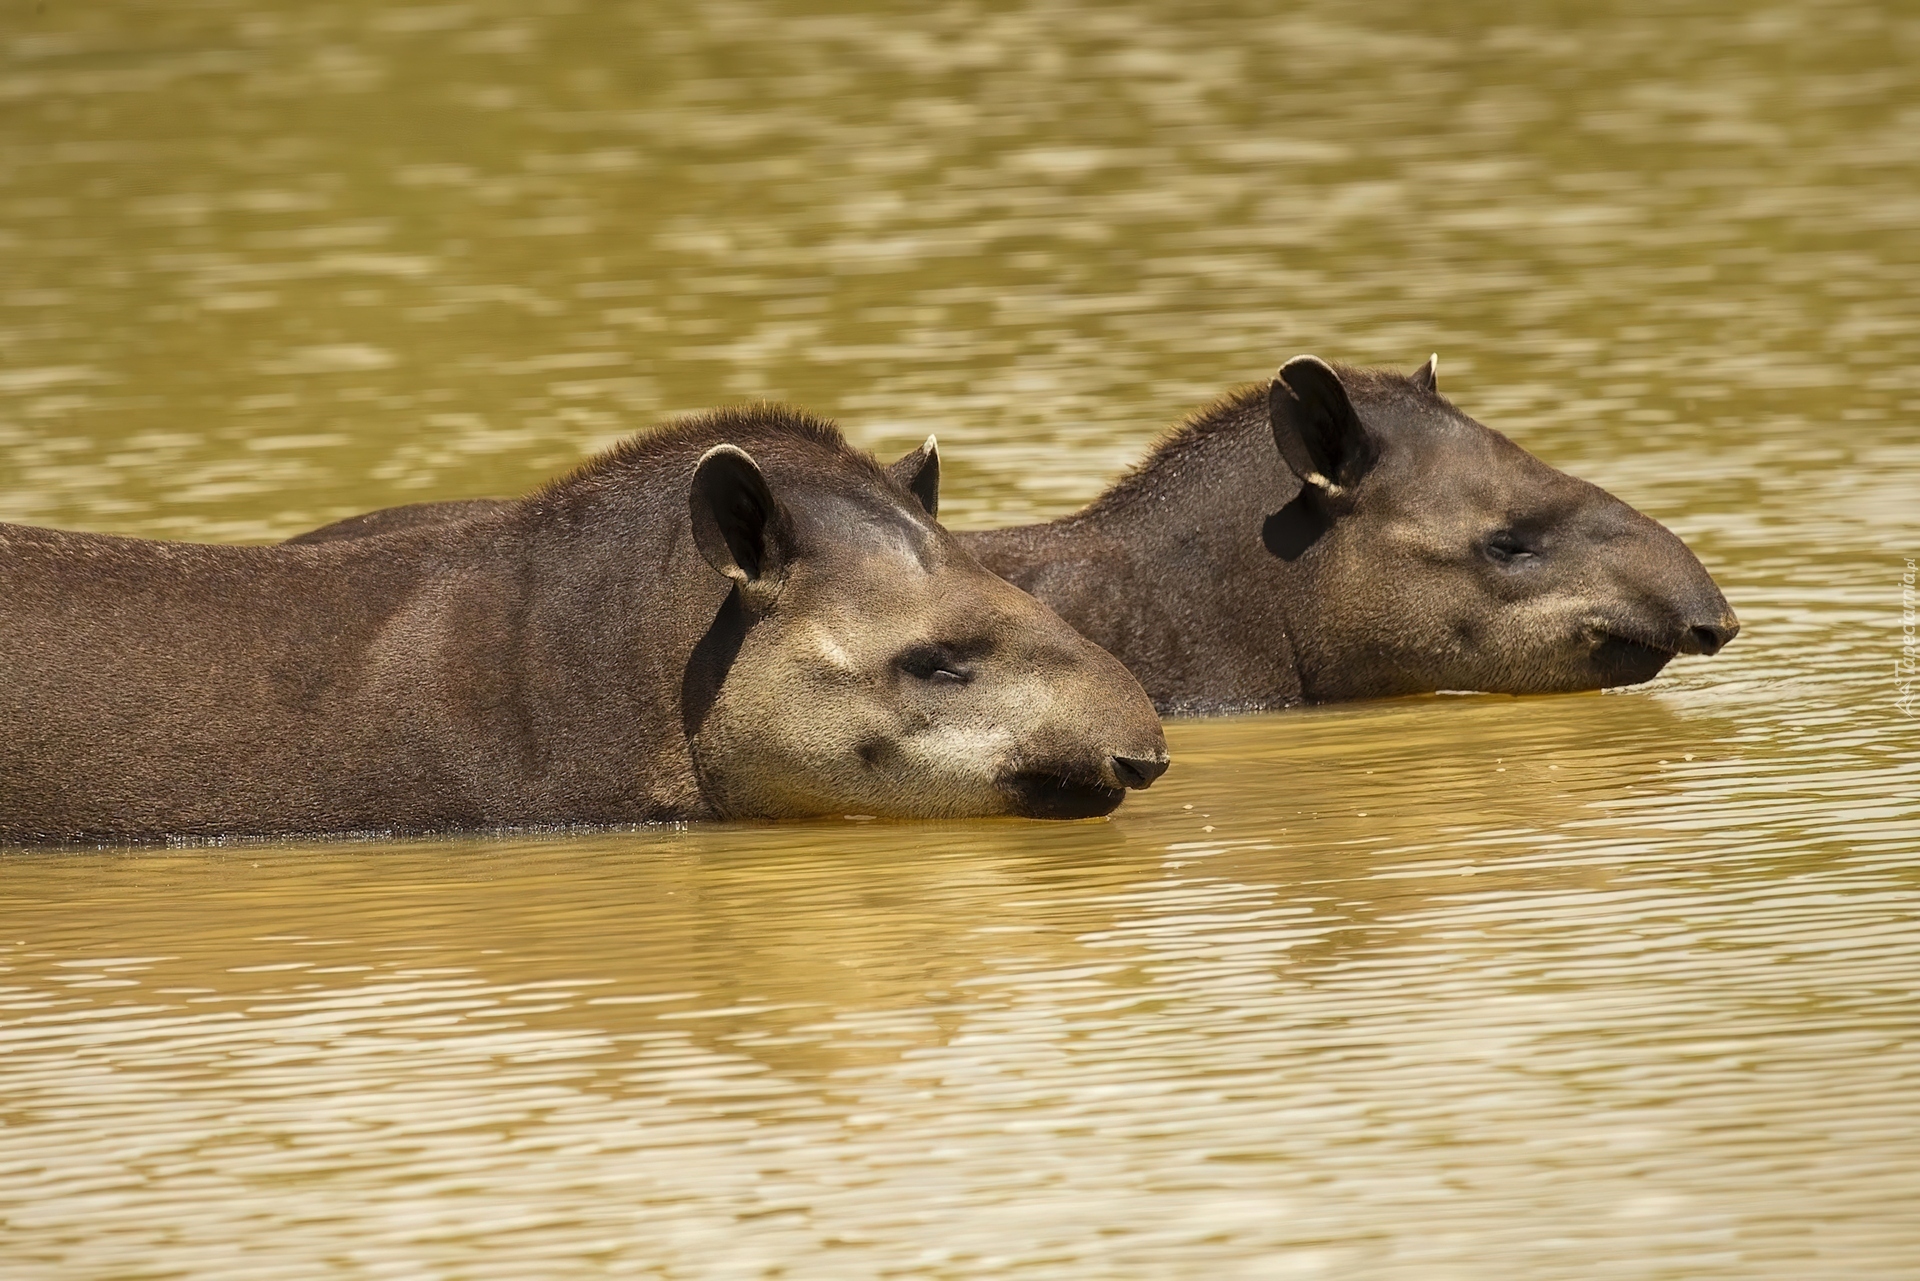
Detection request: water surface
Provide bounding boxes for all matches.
[3,0,1918,1276]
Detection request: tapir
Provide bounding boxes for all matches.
[965,355,1739,711]
[0,405,1168,842]
[291,356,1740,715]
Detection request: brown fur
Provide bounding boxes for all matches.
[966,357,1738,712]
[286,359,1737,719]
[2,407,1165,842]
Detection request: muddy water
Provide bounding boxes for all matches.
[2,0,1917,1275]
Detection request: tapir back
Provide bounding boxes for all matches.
[0,522,494,838]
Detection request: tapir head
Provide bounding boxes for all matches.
[684,436,1168,819]
[1268,355,1738,699]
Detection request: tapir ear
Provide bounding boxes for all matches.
[689,444,784,607]
[887,434,940,518]
[1269,355,1378,496]
[1411,353,1439,393]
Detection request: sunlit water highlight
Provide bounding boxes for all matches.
[2,0,1918,1276]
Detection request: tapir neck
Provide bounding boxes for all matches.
[962,409,1318,713]
[509,492,730,820]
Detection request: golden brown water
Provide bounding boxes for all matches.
[3,0,1918,1275]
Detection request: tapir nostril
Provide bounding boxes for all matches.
[1110,753,1170,790]
[1684,620,1738,656]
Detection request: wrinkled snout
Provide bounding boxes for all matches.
[1084,644,1171,796]
[1588,501,1741,674]
[1004,736,1167,820]
[1652,563,1739,659]
[1000,624,1169,819]
[1107,751,1171,790]
[1677,609,1740,656]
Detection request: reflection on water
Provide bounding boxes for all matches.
[5,694,1916,1276]
[2,0,1917,1275]
[4,696,1917,1277]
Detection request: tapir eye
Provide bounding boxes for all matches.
[898,644,974,685]
[1485,530,1539,565]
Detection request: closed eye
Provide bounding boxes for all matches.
[897,644,974,685]
[1484,530,1539,565]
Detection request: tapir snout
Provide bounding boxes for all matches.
[1109,751,1171,789]
[1681,616,1741,655]
[1583,499,1740,683]
[988,621,1169,818]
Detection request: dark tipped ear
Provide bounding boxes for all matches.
[1411,352,1438,393]
[1269,355,1377,496]
[887,434,940,518]
[689,445,783,608]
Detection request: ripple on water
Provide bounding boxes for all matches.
[3,0,1920,1276]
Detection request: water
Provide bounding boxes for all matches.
[2,0,1917,1275]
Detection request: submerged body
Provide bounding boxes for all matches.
[966,357,1739,712]
[0,409,1166,842]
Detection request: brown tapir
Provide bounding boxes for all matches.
[965,355,1739,712]
[0,406,1168,842]
[291,356,1739,715]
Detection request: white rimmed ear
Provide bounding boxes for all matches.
[1268,356,1377,498]
[1412,353,1439,393]
[887,434,940,518]
[689,444,784,611]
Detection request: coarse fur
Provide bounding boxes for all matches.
[1,406,1166,842]
[286,358,1740,717]
[964,357,1739,712]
